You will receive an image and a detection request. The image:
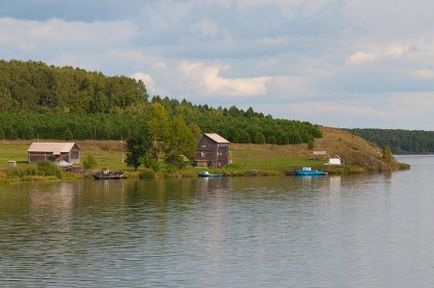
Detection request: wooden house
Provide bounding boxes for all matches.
[195,133,230,168]
[27,142,80,164]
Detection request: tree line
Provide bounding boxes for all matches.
[0,59,148,113]
[348,128,434,154]
[0,59,322,149]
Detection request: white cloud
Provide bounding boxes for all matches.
[191,19,220,37]
[412,69,434,78]
[235,0,329,13]
[0,17,136,51]
[130,72,156,88]
[178,62,271,97]
[385,43,409,58]
[107,49,147,64]
[345,51,377,65]
[345,43,409,66]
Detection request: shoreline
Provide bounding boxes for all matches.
[0,162,411,184]
[0,128,411,184]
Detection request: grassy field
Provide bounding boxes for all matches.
[0,127,403,182]
[0,140,127,170]
[0,140,319,173]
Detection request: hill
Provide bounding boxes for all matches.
[233,127,401,173]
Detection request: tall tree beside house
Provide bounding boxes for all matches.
[126,129,154,170]
[126,110,198,170]
[167,116,197,159]
[145,102,171,159]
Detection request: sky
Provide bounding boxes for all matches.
[1,0,434,129]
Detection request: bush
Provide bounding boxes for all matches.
[7,166,37,178]
[83,154,97,169]
[165,153,190,169]
[139,169,156,179]
[399,162,411,170]
[37,162,62,179]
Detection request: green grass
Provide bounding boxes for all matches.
[0,137,395,182]
[80,151,127,170]
[0,142,127,170]
[234,157,323,171]
[0,144,29,163]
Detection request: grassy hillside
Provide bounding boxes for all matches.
[231,127,401,173]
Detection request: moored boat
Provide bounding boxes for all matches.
[93,169,126,180]
[293,167,327,176]
[198,171,222,178]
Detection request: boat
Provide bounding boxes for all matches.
[198,171,222,178]
[293,167,327,176]
[93,169,127,180]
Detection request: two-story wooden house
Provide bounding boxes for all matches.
[195,133,230,168]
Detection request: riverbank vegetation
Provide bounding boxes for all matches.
[0,127,408,183]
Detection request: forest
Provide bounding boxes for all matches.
[349,128,434,154]
[0,59,322,148]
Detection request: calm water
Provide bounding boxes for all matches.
[1,155,434,287]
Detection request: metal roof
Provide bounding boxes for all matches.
[28,142,78,153]
[204,133,230,144]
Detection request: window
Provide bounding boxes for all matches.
[202,144,207,148]
[201,152,206,157]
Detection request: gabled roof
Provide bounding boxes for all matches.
[204,133,230,144]
[28,142,78,153]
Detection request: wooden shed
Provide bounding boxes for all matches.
[328,155,342,166]
[27,142,80,164]
[195,133,230,168]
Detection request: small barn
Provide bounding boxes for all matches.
[28,142,80,164]
[195,133,230,168]
[328,155,342,166]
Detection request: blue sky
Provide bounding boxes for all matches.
[1,0,433,129]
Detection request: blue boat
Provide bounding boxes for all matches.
[293,167,327,176]
[198,171,223,178]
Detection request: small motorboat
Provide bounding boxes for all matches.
[198,171,222,178]
[293,167,327,176]
[93,169,127,180]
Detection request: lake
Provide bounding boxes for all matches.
[1,155,434,287]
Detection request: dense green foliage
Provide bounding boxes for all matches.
[0,59,322,145]
[126,103,198,170]
[7,162,62,179]
[349,128,434,154]
[83,154,97,169]
[0,59,148,112]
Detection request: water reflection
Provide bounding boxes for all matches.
[1,162,433,288]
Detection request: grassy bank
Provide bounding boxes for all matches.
[0,127,409,183]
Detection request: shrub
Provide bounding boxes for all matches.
[83,154,97,169]
[139,169,156,179]
[7,166,37,178]
[165,153,190,169]
[37,162,62,179]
